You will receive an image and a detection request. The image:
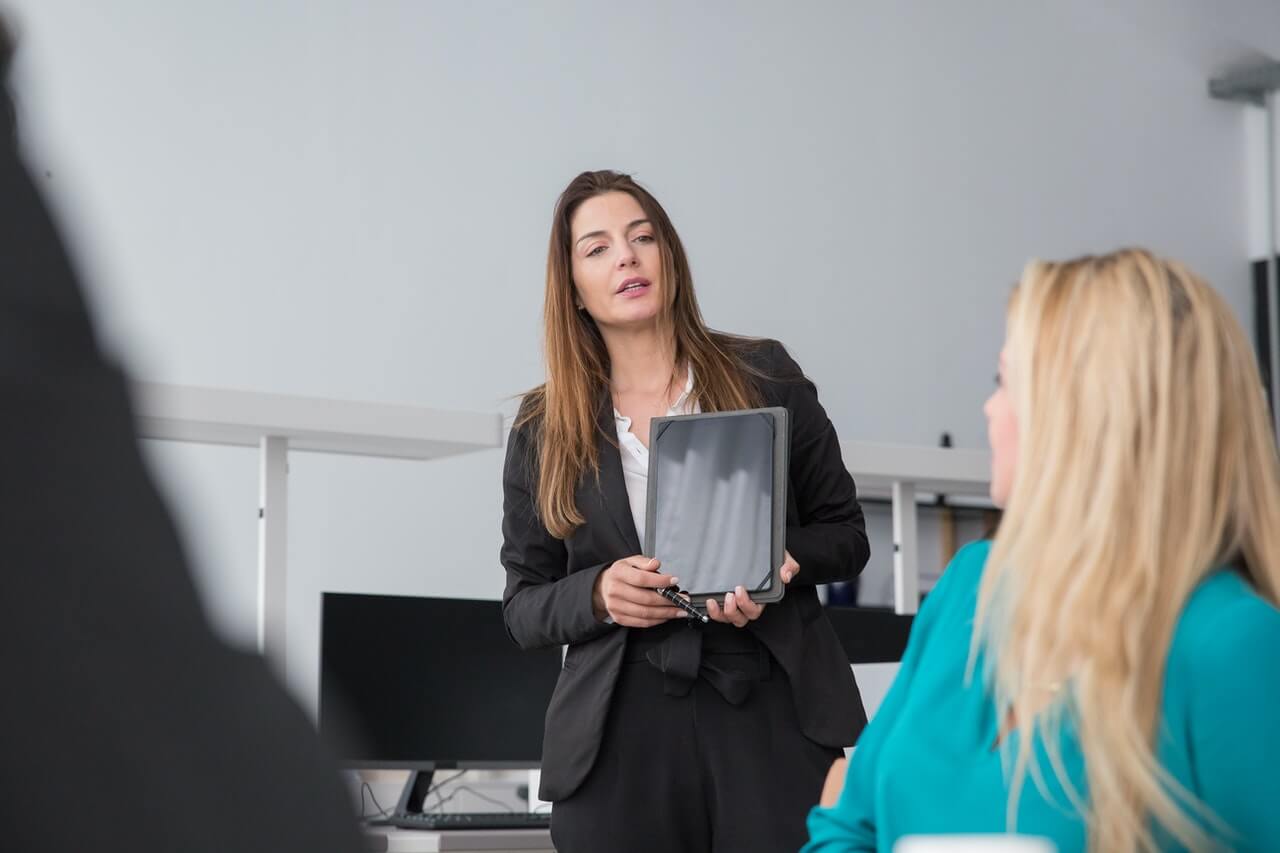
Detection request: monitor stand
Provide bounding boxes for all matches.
[393,769,436,820]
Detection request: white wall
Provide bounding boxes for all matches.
[2,0,1272,706]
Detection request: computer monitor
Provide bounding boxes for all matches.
[823,604,915,664]
[318,593,561,817]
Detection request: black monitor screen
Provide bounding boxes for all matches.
[319,593,561,769]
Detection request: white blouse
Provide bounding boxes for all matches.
[613,367,698,546]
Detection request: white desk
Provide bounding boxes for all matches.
[132,382,503,673]
[842,441,992,616]
[361,827,554,852]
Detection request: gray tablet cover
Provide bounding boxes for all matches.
[644,407,788,609]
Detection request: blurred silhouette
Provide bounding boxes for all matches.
[0,23,362,853]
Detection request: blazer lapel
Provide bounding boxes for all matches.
[593,401,644,556]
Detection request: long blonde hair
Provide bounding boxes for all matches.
[516,171,762,539]
[973,248,1280,851]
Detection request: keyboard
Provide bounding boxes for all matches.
[386,811,552,831]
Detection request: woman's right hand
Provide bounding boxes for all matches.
[591,556,684,627]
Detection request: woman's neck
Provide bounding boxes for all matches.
[602,324,679,394]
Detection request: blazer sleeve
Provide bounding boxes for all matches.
[499,414,616,650]
[772,340,870,587]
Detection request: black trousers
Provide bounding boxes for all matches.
[551,625,841,853]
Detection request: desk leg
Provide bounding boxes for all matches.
[257,435,289,671]
[892,481,919,615]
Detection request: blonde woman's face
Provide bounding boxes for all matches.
[984,345,1018,507]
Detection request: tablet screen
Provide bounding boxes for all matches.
[648,411,777,597]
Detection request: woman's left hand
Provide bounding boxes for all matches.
[706,550,799,628]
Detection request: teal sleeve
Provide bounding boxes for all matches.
[1184,594,1280,851]
[801,541,987,852]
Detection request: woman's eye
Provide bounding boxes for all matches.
[586,245,606,257]
[634,234,655,244]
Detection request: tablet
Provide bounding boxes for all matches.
[644,407,789,610]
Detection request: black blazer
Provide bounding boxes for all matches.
[500,339,870,801]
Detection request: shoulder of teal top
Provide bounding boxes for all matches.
[1162,569,1280,850]
[924,538,992,613]
[1166,570,1280,702]
[1165,566,1280,700]
[1169,569,1280,655]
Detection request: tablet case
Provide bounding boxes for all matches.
[644,407,789,610]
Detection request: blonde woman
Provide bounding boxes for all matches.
[804,249,1280,852]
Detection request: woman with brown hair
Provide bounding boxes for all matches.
[500,170,870,852]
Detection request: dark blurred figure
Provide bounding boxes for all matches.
[0,24,363,853]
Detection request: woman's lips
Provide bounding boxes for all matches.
[617,277,651,297]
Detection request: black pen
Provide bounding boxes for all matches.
[656,586,709,623]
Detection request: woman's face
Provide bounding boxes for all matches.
[984,344,1019,508]
[568,191,664,331]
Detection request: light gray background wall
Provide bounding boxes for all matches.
[4,0,1278,708]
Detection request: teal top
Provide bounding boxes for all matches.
[803,540,1280,852]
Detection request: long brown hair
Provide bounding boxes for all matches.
[517,170,763,539]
